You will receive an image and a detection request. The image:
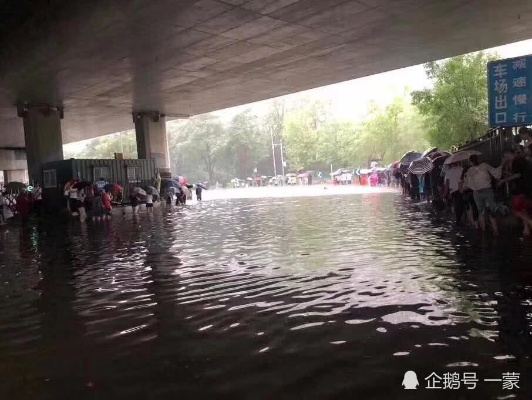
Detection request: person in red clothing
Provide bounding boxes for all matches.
[102,191,112,219]
[15,190,31,223]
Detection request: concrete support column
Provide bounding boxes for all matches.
[133,111,171,178]
[17,104,64,185]
[4,169,27,183]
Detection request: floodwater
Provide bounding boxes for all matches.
[0,186,531,400]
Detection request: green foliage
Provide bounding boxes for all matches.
[282,96,427,170]
[64,93,429,183]
[64,131,137,159]
[168,114,228,183]
[283,99,331,170]
[225,110,269,179]
[412,52,497,149]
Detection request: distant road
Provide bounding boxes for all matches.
[204,185,398,200]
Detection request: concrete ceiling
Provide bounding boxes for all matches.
[0,0,531,147]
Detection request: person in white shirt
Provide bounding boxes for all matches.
[463,155,502,234]
[78,188,87,222]
[69,187,78,215]
[145,193,153,212]
[445,162,464,225]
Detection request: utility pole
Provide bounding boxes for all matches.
[279,140,285,176]
[270,129,277,176]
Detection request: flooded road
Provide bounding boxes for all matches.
[0,187,531,399]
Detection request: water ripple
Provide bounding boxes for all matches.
[0,189,531,398]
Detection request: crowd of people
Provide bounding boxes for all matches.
[66,181,114,222]
[397,129,532,236]
[0,184,42,224]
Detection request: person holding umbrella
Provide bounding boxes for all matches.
[195,183,208,202]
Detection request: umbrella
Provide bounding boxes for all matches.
[428,151,451,160]
[421,147,438,158]
[104,183,122,194]
[64,179,77,191]
[408,157,434,175]
[72,181,92,189]
[196,183,208,190]
[431,154,449,167]
[165,179,182,189]
[297,173,309,178]
[391,161,401,169]
[145,186,159,196]
[400,151,422,166]
[4,181,26,191]
[246,177,253,181]
[132,187,147,196]
[443,150,481,165]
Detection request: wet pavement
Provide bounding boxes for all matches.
[0,187,531,399]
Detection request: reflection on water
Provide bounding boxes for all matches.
[0,190,531,399]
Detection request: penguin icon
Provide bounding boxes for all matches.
[402,371,419,389]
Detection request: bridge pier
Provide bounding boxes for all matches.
[17,104,64,185]
[133,112,171,179]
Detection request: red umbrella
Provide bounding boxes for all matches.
[64,179,78,191]
[104,183,122,194]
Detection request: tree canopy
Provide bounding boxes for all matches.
[412,52,497,149]
[64,93,430,185]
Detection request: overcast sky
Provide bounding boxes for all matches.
[65,38,532,152]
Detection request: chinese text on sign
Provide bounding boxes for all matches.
[488,55,532,127]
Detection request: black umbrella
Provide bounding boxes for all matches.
[165,179,182,189]
[408,157,433,175]
[4,181,26,191]
[421,147,438,158]
[72,181,92,190]
[431,154,449,167]
[400,151,422,166]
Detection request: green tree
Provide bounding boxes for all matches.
[63,131,137,159]
[352,95,428,165]
[226,110,269,179]
[412,52,497,149]
[169,114,228,184]
[283,99,331,170]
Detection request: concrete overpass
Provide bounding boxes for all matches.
[1,0,531,183]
